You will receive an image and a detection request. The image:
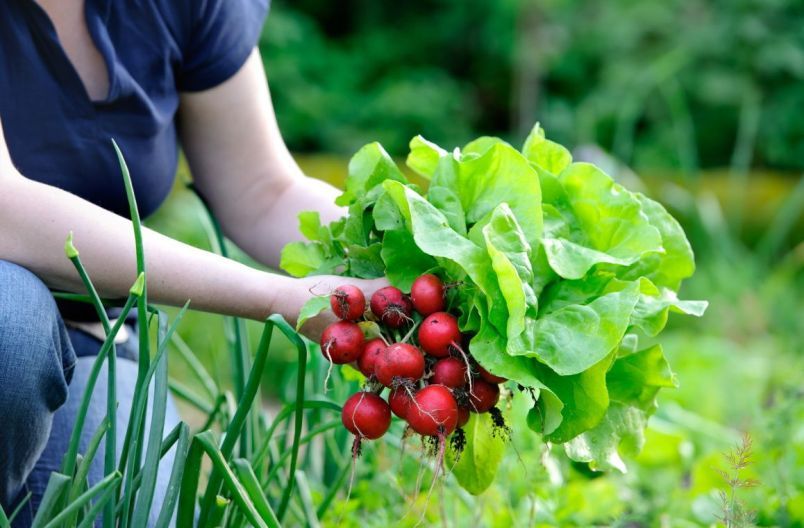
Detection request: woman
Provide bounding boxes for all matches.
[0,0,384,524]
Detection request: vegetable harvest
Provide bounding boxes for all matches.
[281,123,707,494]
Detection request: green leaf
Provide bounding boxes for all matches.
[559,163,662,259]
[280,242,326,277]
[521,123,572,174]
[232,459,281,528]
[357,321,382,339]
[336,142,407,207]
[155,423,191,527]
[131,340,169,528]
[463,136,508,157]
[564,402,647,473]
[538,273,704,340]
[197,316,283,524]
[542,237,639,280]
[406,135,447,179]
[451,142,543,253]
[619,193,697,290]
[340,364,366,383]
[296,295,330,331]
[338,203,372,246]
[619,334,640,355]
[607,344,677,411]
[537,352,615,443]
[194,432,269,528]
[346,243,385,278]
[31,473,70,528]
[630,278,708,336]
[298,211,329,244]
[426,155,468,235]
[42,472,121,528]
[542,163,663,279]
[380,230,437,291]
[481,203,538,339]
[510,282,640,376]
[372,191,405,232]
[446,413,506,495]
[564,345,678,471]
[537,272,616,314]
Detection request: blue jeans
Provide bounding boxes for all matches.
[0,261,180,526]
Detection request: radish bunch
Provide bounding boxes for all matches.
[320,275,508,458]
[284,126,708,491]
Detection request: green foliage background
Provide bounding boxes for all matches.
[260,0,804,172]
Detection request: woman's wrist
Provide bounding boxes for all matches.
[261,273,304,325]
[267,274,391,340]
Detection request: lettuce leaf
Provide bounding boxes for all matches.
[380,229,437,291]
[541,163,664,280]
[452,142,543,254]
[619,193,697,290]
[565,345,676,471]
[536,352,615,443]
[481,203,538,339]
[522,122,572,175]
[406,135,447,179]
[509,282,639,376]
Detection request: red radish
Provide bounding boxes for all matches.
[417,312,461,358]
[410,274,445,315]
[477,364,507,384]
[409,385,459,519]
[341,392,391,440]
[357,338,385,377]
[330,285,365,321]
[406,385,459,437]
[456,406,470,428]
[375,343,425,387]
[320,321,364,364]
[370,286,413,328]
[469,379,500,413]
[431,357,468,389]
[388,387,414,419]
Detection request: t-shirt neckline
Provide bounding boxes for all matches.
[25,0,116,106]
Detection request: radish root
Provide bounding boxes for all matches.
[323,341,335,393]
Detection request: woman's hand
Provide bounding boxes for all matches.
[273,275,390,342]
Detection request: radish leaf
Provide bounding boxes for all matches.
[446,413,506,495]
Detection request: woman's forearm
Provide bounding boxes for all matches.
[220,174,344,270]
[0,175,296,321]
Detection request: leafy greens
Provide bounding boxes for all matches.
[280,123,706,489]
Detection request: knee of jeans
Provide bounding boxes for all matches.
[0,260,72,414]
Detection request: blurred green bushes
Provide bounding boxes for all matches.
[260,0,804,172]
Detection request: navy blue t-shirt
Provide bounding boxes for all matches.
[0,0,269,218]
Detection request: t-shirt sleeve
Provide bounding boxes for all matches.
[177,0,269,92]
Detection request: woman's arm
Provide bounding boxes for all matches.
[178,49,345,270]
[0,118,382,337]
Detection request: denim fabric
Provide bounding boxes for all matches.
[0,261,180,527]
